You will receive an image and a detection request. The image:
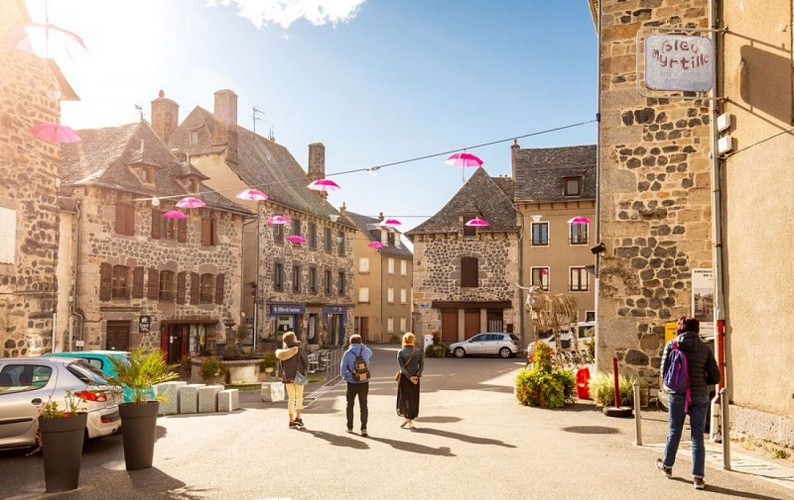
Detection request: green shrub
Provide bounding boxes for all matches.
[200,357,226,382]
[424,343,447,358]
[515,341,575,409]
[588,372,645,407]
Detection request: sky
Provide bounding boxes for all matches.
[24,0,598,232]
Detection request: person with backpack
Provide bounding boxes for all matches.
[657,317,720,490]
[340,334,372,436]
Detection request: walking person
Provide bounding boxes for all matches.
[657,317,720,490]
[340,334,372,436]
[276,331,309,429]
[396,332,423,430]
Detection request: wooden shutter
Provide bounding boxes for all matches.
[125,205,135,235]
[115,204,124,234]
[177,218,187,243]
[177,271,186,304]
[147,268,159,300]
[151,209,161,239]
[215,274,225,304]
[201,218,211,246]
[132,266,144,298]
[99,263,112,301]
[190,272,200,305]
[211,219,219,245]
[461,257,478,287]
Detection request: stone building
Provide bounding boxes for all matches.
[57,120,249,362]
[164,90,357,347]
[0,0,78,357]
[407,168,520,344]
[346,210,413,343]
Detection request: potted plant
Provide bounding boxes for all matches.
[106,347,179,470]
[37,391,88,492]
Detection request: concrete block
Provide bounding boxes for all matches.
[178,384,205,414]
[218,389,239,412]
[261,382,285,403]
[198,385,223,413]
[155,381,187,415]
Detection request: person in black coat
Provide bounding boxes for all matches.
[396,332,423,430]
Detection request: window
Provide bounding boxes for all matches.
[115,203,135,236]
[570,267,589,292]
[162,217,177,240]
[400,317,406,332]
[291,218,302,237]
[387,232,396,246]
[141,167,152,183]
[570,222,588,245]
[531,267,550,291]
[337,231,345,256]
[189,178,199,193]
[0,207,16,264]
[359,287,370,303]
[201,217,219,246]
[274,224,284,244]
[585,310,595,322]
[338,271,346,296]
[400,260,407,276]
[461,257,479,287]
[531,222,549,246]
[309,267,318,293]
[388,258,394,275]
[400,288,407,304]
[200,273,214,303]
[563,176,582,196]
[387,287,394,303]
[274,263,284,292]
[324,270,332,295]
[387,317,394,333]
[0,364,53,394]
[359,257,370,274]
[462,213,477,237]
[159,270,176,302]
[189,131,198,144]
[324,227,332,252]
[111,265,129,299]
[308,222,317,249]
[292,265,301,293]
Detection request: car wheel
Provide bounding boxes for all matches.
[454,347,466,358]
[499,347,511,359]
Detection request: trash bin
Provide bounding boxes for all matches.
[576,367,591,399]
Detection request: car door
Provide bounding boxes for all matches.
[0,362,57,446]
[487,334,506,354]
[467,334,486,354]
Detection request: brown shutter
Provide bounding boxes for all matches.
[147,268,160,300]
[99,263,112,301]
[132,266,144,298]
[125,205,135,235]
[190,272,200,304]
[461,257,478,287]
[177,218,187,243]
[115,204,124,234]
[215,274,225,305]
[201,218,211,246]
[211,219,219,246]
[151,209,161,239]
[177,271,186,304]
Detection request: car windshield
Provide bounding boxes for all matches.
[67,360,111,385]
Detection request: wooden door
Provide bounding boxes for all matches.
[441,310,458,343]
[464,310,480,339]
[106,321,131,351]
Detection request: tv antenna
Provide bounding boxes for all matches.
[252,107,265,135]
[134,104,143,121]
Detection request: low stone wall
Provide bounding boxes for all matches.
[731,405,794,448]
[190,357,268,384]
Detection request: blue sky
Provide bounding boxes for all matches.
[27,0,597,231]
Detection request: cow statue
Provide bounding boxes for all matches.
[516,284,578,349]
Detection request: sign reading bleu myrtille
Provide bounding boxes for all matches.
[645,34,714,92]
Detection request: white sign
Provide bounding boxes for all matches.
[692,268,714,338]
[645,34,714,92]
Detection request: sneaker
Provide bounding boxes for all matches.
[693,478,705,490]
[346,428,354,434]
[360,428,368,437]
[655,459,672,478]
[294,418,304,428]
[289,421,298,429]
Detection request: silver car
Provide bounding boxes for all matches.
[449,333,520,358]
[0,357,122,450]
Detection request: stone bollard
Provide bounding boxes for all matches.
[261,382,285,403]
[198,385,224,413]
[155,381,187,415]
[218,389,240,412]
[178,384,205,414]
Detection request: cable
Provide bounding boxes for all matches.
[722,125,794,159]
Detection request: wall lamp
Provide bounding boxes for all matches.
[590,242,606,255]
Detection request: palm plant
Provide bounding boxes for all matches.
[106,347,179,404]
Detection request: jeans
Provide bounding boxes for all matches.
[346,382,369,430]
[662,393,710,478]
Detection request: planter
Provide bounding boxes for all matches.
[119,401,160,470]
[39,413,88,492]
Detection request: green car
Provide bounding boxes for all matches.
[44,350,157,403]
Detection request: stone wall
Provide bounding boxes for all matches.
[597,0,712,386]
[0,0,61,357]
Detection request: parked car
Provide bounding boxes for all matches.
[0,357,121,451]
[525,321,595,359]
[448,333,520,359]
[44,351,156,403]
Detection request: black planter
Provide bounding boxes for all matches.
[38,413,88,492]
[118,401,160,470]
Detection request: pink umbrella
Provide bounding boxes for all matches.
[567,216,591,224]
[9,22,86,59]
[445,152,484,168]
[307,179,341,191]
[287,235,306,244]
[236,188,269,201]
[162,210,187,219]
[465,218,490,227]
[368,241,385,249]
[381,218,402,227]
[266,215,289,225]
[29,122,80,143]
[176,197,206,209]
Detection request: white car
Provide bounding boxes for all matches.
[448,333,520,359]
[0,357,122,450]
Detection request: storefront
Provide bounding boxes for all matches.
[270,303,305,340]
[160,319,219,364]
[323,305,349,346]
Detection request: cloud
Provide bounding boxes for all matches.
[206,0,366,29]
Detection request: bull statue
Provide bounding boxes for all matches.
[516,284,578,350]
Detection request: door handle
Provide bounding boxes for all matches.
[31,398,42,405]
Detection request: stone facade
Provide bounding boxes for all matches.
[595,0,712,386]
[0,1,62,357]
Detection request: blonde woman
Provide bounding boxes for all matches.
[275,332,309,429]
[396,332,423,429]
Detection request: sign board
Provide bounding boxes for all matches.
[271,304,305,315]
[665,321,678,344]
[645,34,714,92]
[692,268,715,337]
[139,315,151,333]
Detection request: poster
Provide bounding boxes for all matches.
[691,268,714,337]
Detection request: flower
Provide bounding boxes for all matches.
[38,390,86,418]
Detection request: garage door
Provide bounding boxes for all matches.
[464,310,480,338]
[441,310,458,343]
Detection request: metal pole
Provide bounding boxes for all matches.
[720,387,731,470]
[633,380,642,445]
[612,356,621,407]
[253,203,261,352]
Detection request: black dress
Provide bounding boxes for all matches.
[396,346,423,419]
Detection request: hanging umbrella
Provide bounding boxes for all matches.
[29,122,80,143]
[162,211,187,219]
[381,218,402,227]
[236,188,268,201]
[446,151,483,182]
[465,218,490,227]
[368,241,385,249]
[266,215,289,225]
[307,179,341,191]
[286,235,306,244]
[175,197,206,209]
[9,22,86,59]
[567,216,591,224]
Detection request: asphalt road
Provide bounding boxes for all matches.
[1,345,791,499]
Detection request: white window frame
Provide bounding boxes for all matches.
[400,288,407,304]
[359,257,370,274]
[387,317,394,333]
[358,287,370,303]
[569,266,589,292]
[569,222,589,246]
[387,287,394,304]
[400,260,407,276]
[0,207,16,264]
[531,221,549,247]
[388,258,395,274]
[400,317,406,332]
[530,266,550,291]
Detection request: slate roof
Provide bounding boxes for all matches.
[406,167,519,236]
[346,211,413,258]
[513,145,597,202]
[59,121,250,216]
[169,107,353,229]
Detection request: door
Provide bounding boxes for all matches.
[441,310,458,343]
[106,321,131,351]
[167,325,188,364]
[467,334,487,354]
[464,309,480,339]
[356,317,369,343]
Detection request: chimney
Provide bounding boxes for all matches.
[339,202,347,215]
[151,90,179,143]
[511,139,520,180]
[308,143,325,182]
[212,89,238,164]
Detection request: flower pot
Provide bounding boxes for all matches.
[38,413,88,492]
[118,401,160,470]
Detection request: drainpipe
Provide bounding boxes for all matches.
[70,200,83,352]
[242,211,259,349]
[517,215,525,348]
[593,0,603,371]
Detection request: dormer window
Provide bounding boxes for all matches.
[462,213,477,237]
[189,130,199,144]
[131,164,155,185]
[563,176,582,197]
[189,178,199,193]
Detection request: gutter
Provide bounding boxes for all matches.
[70,200,85,351]
[593,0,603,371]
